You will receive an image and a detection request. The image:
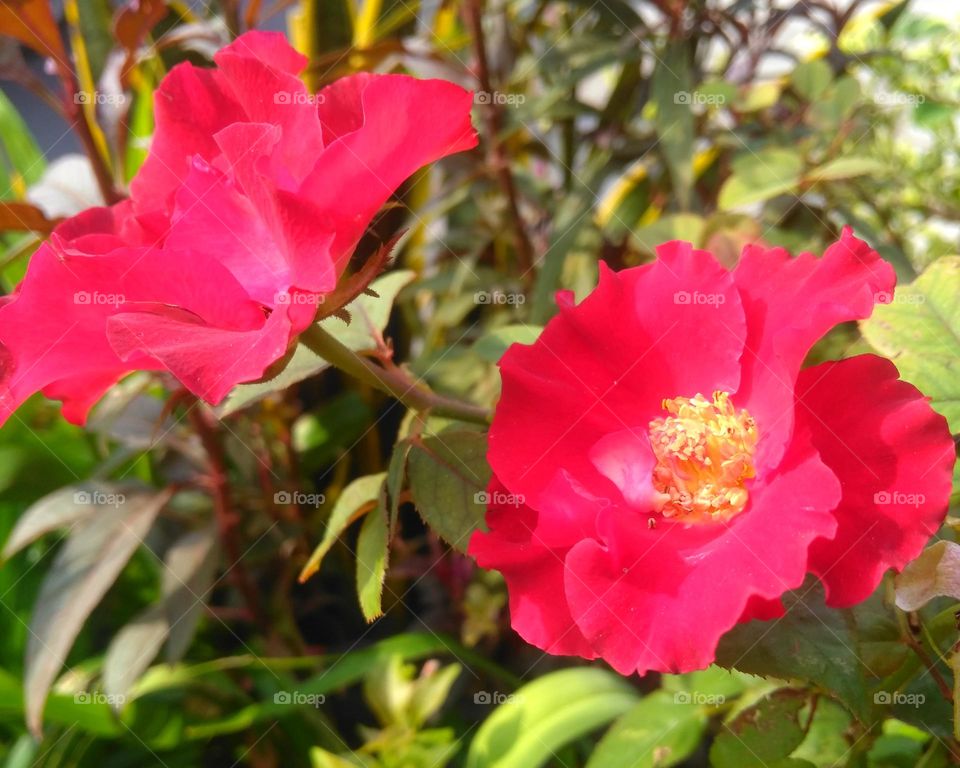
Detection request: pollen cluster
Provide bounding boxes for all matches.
[648,391,758,524]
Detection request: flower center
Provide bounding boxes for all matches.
[648,391,757,524]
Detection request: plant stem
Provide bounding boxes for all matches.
[464,0,536,276]
[300,325,491,425]
[188,405,267,628]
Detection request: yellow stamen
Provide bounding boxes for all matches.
[648,391,757,524]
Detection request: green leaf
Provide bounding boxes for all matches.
[473,324,544,362]
[860,256,960,432]
[710,689,809,768]
[300,473,386,582]
[894,541,960,611]
[651,45,695,209]
[792,698,854,768]
[386,440,411,537]
[805,156,886,183]
[585,690,706,768]
[0,668,121,737]
[0,91,45,194]
[407,431,491,551]
[715,583,904,722]
[103,525,219,701]
[25,489,169,736]
[630,213,706,254]
[220,271,415,416]
[792,59,834,101]
[183,633,491,739]
[356,501,389,622]
[466,668,639,768]
[2,482,129,559]
[325,270,416,351]
[75,0,113,80]
[718,148,804,210]
[810,76,861,128]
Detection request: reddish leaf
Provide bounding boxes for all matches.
[0,202,62,234]
[0,0,67,64]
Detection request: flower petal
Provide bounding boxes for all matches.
[106,299,315,405]
[733,228,895,470]
[491,245,746,509]
[562,432,839,675]
[300,74,478,265]
[797,354,954,607]
[468,477,596,658]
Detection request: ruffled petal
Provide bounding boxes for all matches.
[131,63,244,214]
[0,208,268,424]
[562,431,839,675]
[733,228,895,470]
[796,354,954,606]
[106,299,314,405]
[468,477,596,658]
[300,74,478,265]
[213,31,324,184]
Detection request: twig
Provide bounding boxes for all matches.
[464,0,536,276]
[301,325,491,424]
[188,404,267,628]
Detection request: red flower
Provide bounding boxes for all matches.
[0,31,477,424]
[469,229,956,675]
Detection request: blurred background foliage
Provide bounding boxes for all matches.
[1,0,959,766]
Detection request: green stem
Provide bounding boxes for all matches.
[301,325,491,425]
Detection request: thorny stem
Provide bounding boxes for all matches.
[188,405,267,628]
[464,0,536,277]
[300,324,491,425]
